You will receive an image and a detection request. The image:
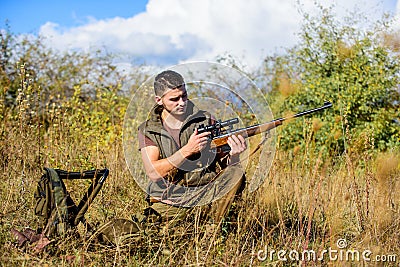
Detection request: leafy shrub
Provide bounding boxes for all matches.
[264,7,400,154]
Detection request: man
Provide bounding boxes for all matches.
[138,70,247,226]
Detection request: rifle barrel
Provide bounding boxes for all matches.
[209,101,332,149]
[284,101,332,120]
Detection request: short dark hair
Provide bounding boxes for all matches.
[154,70,185,96]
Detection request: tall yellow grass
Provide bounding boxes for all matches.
[1,69,399,266]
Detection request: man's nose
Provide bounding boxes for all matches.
[178,97,186,105]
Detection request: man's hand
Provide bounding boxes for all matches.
[141,130,211,182]
[227,134,247,164]
[227,135,247,156]
[181,129,210,158]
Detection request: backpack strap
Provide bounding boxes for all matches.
[43,168,69,237]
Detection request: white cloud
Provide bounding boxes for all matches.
[395,0,400,30]
[38,0,397,69]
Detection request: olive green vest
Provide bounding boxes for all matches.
[138,101,245,207]
[138,100,221,187]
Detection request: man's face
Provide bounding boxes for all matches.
[156,85,188,116]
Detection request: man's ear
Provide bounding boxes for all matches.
[155,95,163,106]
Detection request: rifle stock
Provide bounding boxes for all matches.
[209,101,332,149]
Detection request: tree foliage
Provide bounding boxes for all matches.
[264,7,400,154]
[0,27,141,169]
[0,27,128,110]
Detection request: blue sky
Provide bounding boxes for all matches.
[1,0,399,68]
[1,0,149,34]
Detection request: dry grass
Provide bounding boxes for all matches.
[1,78,400,266]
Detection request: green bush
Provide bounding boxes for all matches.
[264,7,400,155]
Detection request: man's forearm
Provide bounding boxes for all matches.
[147,146,191,181]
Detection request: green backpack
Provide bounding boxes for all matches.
[34,168,75,237]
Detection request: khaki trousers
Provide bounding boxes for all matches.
[150,174,245,226]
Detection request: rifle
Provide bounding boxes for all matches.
[197,101,332,150]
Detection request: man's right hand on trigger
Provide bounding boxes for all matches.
[181,129,210,157]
